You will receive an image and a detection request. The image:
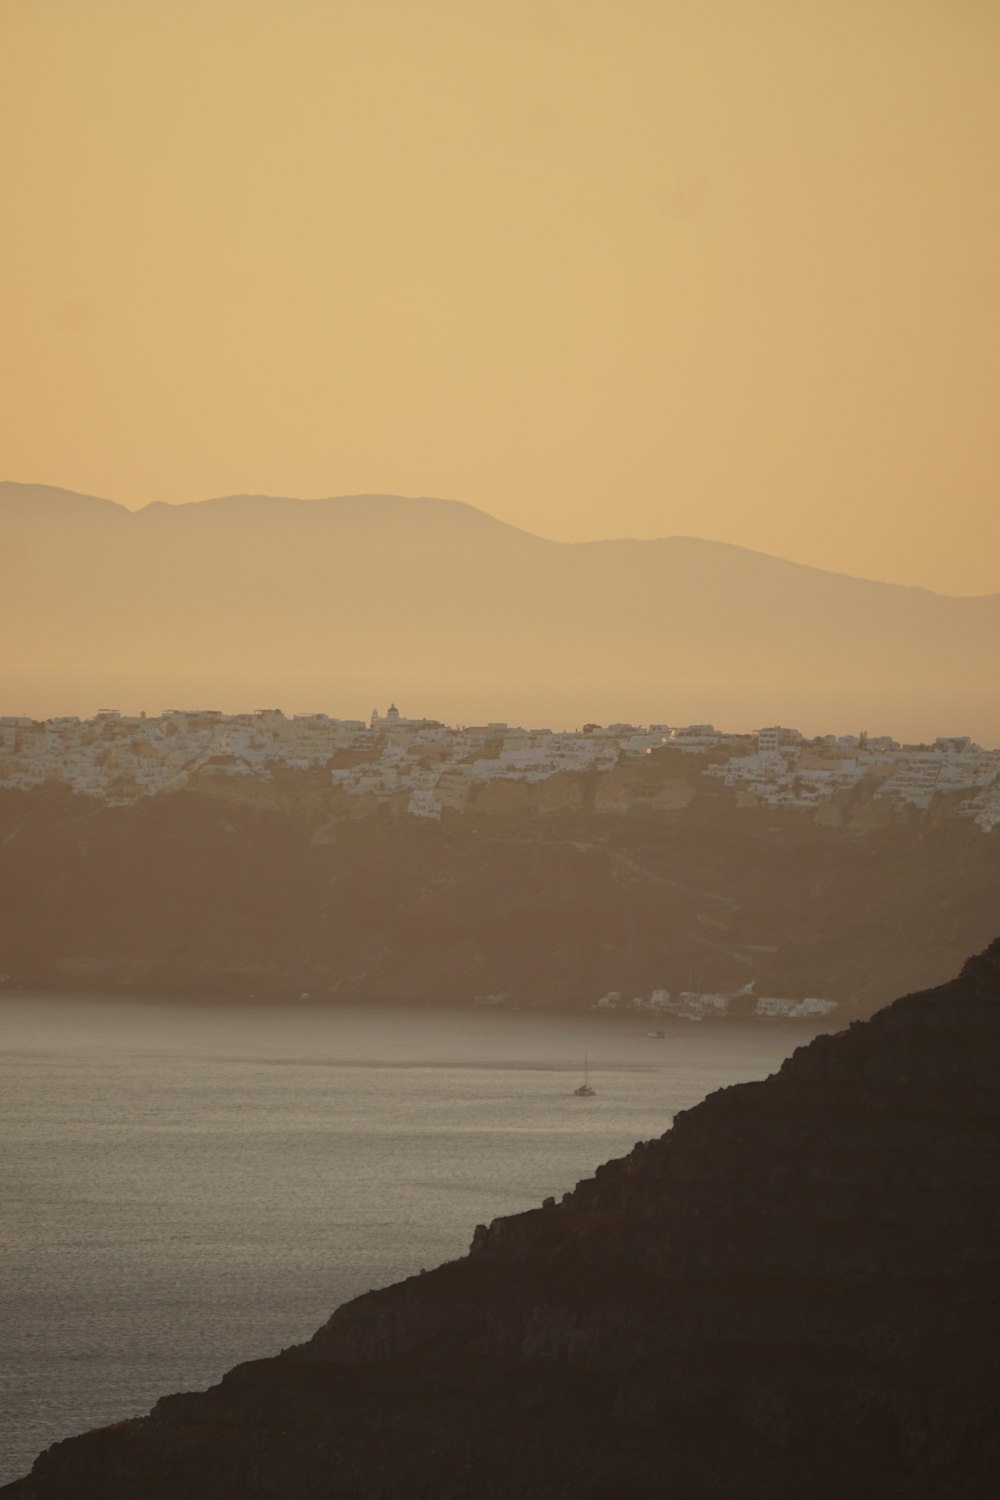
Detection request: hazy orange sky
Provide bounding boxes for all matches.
[2,0,998,594]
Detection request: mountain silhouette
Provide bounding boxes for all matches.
[3,483,998,739]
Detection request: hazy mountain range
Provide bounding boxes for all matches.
[3,483,998,742]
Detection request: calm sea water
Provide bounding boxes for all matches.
[0,994,817,1484]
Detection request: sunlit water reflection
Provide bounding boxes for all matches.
[0,993,820,1483]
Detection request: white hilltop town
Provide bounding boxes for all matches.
[2,703,1000,832]
[2,703,999,1022]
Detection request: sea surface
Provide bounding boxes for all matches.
[0,994,819,1484]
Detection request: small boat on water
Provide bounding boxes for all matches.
[573,1054,596,1097]
[647,1029,665,1039]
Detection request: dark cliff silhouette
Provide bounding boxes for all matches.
[6,940,1000,1498]
[3,482,999,740]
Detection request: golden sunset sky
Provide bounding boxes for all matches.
[2,0,998,593]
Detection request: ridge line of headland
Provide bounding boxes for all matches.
[2,481,998,600]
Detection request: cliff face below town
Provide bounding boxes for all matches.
[1,755,998,1017]
[7,942,1000,1499]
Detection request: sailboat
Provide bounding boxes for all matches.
[573,1054,596,1097]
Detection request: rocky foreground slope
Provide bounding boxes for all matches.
[7,943,1000,1499]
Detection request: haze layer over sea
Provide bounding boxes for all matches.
[1,995,819,1484]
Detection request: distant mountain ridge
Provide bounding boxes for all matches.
[2,481,992,592]
[3,482,998,741]
[0,483,546,539]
